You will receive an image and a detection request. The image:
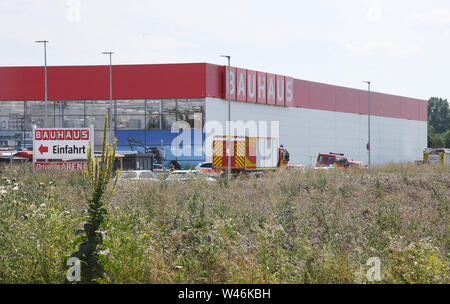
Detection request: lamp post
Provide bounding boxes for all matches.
[102,51,114,140]
[363,81,371,168]
[35,40,49,128]
[220,55,231,178]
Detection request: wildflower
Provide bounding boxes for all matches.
[12,185,19,191]
[143,233,149,238]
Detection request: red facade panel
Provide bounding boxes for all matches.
[335,87,359,114]
[0,63,207,101]
[0,67,44,101]
[293,79,309,108]
[0,62,426,121]
[418,100,427,121]
[379,93,401,118]
[400,97,420,120]
[112,64,206,100]
[370,93,383,117]
[309,82,335,111]
[205,64,223,98]
[48,66,109,101]
[358,90,369,115]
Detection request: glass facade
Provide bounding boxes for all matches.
[0,99,206,164]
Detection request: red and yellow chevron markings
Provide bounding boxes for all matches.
[213,140,223,168]
[235,140,245,168]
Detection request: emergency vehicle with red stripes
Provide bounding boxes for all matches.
[315,152,364,169]
[211,136,289,174]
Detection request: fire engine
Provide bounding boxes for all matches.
[423,148,450,165]
[316,152,350,169]
[212,136,289,174]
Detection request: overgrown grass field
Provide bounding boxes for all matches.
[0,163,448,283]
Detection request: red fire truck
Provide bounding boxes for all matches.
[316,152,349,169]
[212,136,289,174]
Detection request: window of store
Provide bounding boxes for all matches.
[0,98,206,148]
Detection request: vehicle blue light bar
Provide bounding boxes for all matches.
[329,152,344,156]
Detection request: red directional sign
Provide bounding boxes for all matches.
[38,144,48,154]
[33,128,92,160]
[33,127,94,171]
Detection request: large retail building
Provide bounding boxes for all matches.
[0,63,427,166]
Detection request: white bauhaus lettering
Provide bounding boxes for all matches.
[229,69,235,96]
[257,73,266,102]
[285,77,294,104]
[248,72,256,99]
[276,77,285,105]
[237,71,246,99]
[224,67,294,107]
[268,76,275,103]
[65,130,72,140]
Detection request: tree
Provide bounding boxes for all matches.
[428,123,436,147]
[444,130,450,149]
[428,97,449,133]
[430,134,444,148]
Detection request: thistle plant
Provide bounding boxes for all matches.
[67,113,119,283]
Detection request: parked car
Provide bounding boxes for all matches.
[166,170,216,182]
[118,170,160,181]
[195,162,223,177]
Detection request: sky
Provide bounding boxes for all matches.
[0,0,449,100]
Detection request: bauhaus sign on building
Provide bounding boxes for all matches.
[224,67,294,106]
[33,127,93,170]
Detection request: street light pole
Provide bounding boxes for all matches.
[221,55,231,178]
[102,51,114,141]
[363,81,371,168]
[35,40,49,128]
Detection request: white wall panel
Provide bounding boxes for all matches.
[205,98,427,166]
